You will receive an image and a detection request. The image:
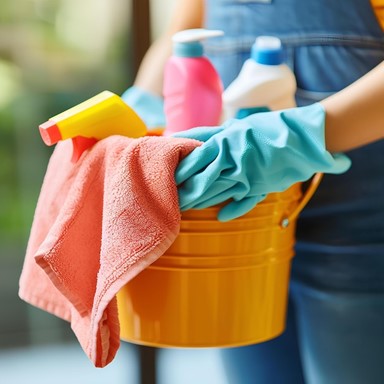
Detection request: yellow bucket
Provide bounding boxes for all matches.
[117,174,322,348]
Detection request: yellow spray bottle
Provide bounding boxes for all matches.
[39,90,147,161]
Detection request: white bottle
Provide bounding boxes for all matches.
[223,36,296,119]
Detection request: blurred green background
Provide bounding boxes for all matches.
[0,0,134,349]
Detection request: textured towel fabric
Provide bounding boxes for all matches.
[19,135,200,367]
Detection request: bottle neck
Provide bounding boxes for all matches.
[173,42,203,57]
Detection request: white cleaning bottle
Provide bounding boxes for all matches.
[163,29,224,136]
[223,36,296,118]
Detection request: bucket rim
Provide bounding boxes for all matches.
[158,250,294,260]
[174,226,294,236]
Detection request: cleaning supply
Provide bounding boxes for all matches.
[174,104,351,221]
[18,135,201,367]
[223,36,297,119]
[39,90,147,162]
[163,29,224,136]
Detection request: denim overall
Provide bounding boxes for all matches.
[203,1,384,383]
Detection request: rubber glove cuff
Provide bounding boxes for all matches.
[121,86,166,130]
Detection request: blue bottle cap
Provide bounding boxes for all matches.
[251,36,284,65]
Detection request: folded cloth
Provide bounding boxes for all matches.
[19,135,200,367]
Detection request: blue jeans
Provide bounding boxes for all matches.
[221,292,384,384]
[221,244,384,384]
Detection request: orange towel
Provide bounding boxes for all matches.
[19,135,200,367]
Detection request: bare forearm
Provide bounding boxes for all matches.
[134,33,174,95]
[133,0,204,96]
[321,61,384,152]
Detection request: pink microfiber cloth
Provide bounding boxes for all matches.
[19,135,200,367]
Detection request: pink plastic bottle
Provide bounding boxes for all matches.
[163,29,224,136]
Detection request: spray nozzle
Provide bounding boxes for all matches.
[172,28,224,57]
[39,91,147,162]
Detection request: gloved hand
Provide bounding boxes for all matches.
[173,103,351,221]
[121,86,166,130]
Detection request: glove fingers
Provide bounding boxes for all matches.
[218,195,266,222]
[178,169,236,210]
[185,183,239,210]
[329,153,352,174]
[172,126,224,142]
[175,145,217,185]
[188,179,252,209]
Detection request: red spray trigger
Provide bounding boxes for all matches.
[71,137,99,163]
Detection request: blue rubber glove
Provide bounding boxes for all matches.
[174,103,351,221]
[121,86,166,130]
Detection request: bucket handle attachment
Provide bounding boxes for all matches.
[280,173,323,228]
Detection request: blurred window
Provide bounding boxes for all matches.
[0,0,133,348]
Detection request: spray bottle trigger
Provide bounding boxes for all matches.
[71,136,99,163]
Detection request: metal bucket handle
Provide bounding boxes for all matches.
[280,173,323,228]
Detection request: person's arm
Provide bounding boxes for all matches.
[133,0,205,96]
[322,61,384,152]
